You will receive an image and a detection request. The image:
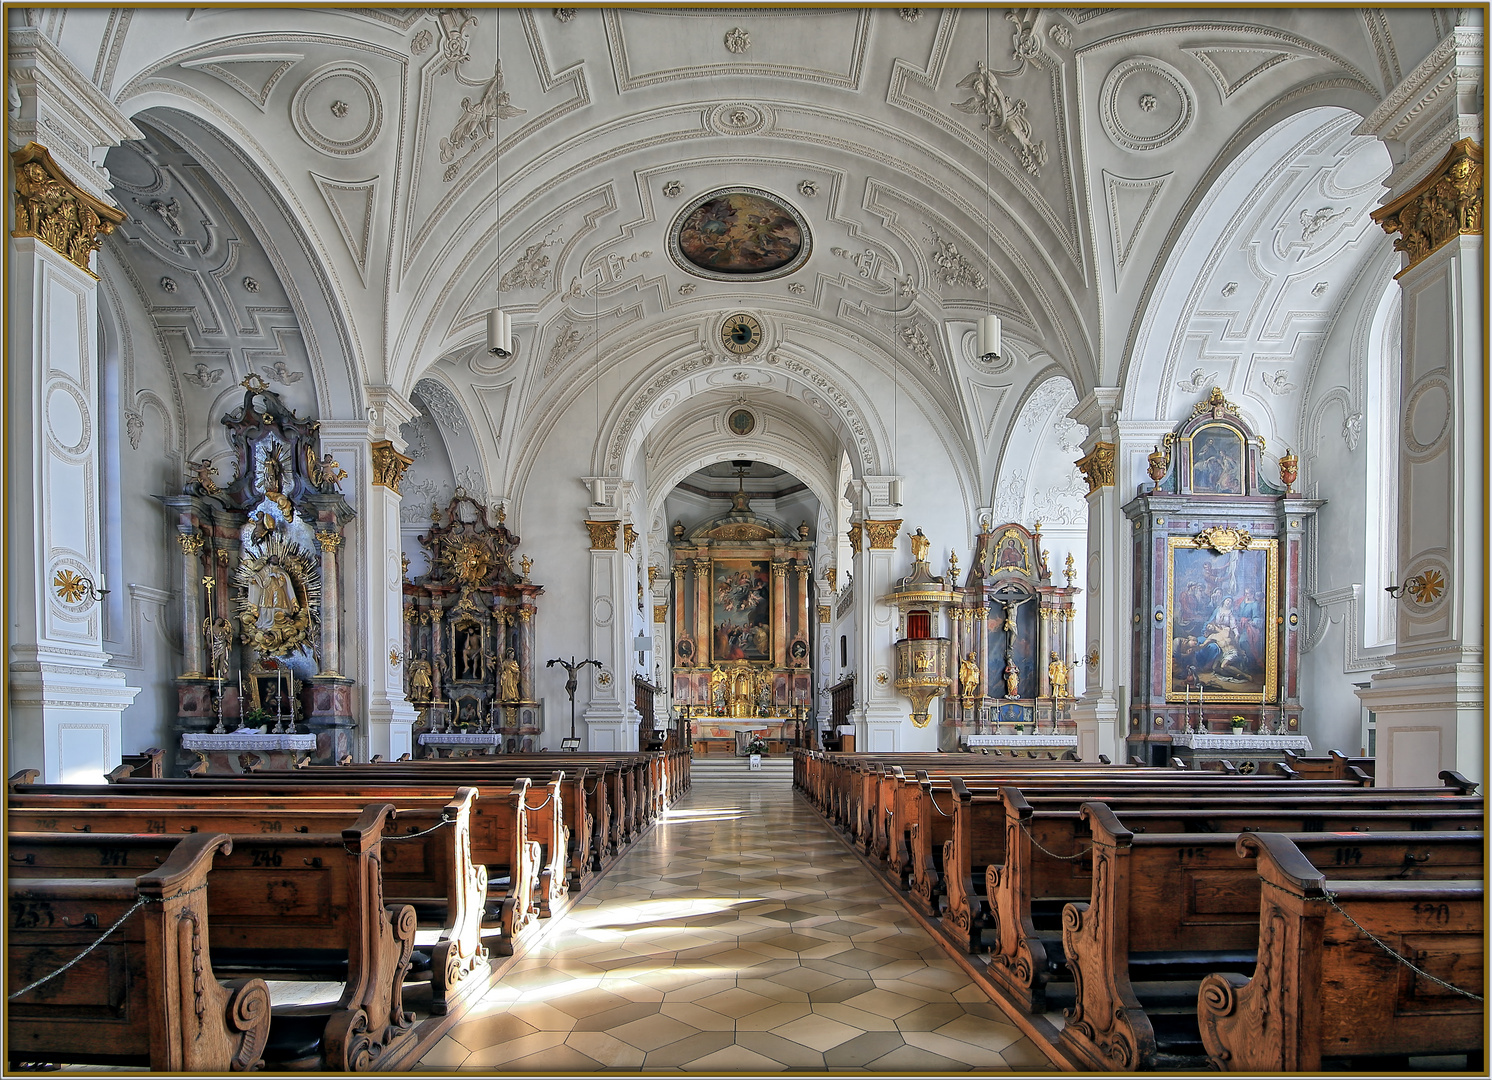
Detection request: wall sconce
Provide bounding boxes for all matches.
[633,633,651,665]
[1385,569,1445,604]
[52,568,109,605]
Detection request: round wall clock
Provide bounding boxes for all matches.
[721,313,763,354]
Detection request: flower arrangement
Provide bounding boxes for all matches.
[1229,715,1248,732]
[744,735,768,757]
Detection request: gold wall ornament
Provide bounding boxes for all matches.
[1190,386,1239,420]
[1064,552,1077,586]
[1372,139,1483,277]
[647,564,658,589]
[388,648,401,667]
[10,143,126,276]
[847,523,862,554]
[314,532,343,552]
[700,521,775,541]
[52,568,88,603]
[369,440,413,492]
[1407,568,1446,604]
[817,605,831,623]
[1074,443,1116,493]
[864,519,903,549]
[1193,526,1253,553]
[584,520,619,550]
[622,523,639,556]
[653,603,669,623]
[176,531,206,557]
[825,567,837,591]
[596,668,612,687]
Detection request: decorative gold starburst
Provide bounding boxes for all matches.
[1408,568,1445,604]
[389,648,402,668]
[52,568,87,603]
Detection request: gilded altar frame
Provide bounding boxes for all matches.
[1163,535,1278,704]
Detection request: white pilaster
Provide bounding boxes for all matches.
[582,478,641,751]
[1069,389,1121,764]
[848,476,906,752]
[1356,26,1485,786]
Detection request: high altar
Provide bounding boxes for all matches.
[1124,388,1322,769]
[668,483,814,745]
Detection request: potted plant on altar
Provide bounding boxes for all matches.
[1230,715,1248,736]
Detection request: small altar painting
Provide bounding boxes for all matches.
[712,559,771,661]
[1190,424,1245,495]
[1167,538,1277,701]
[990,528,1032,574]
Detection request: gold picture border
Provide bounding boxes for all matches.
[1163,535,1278,704]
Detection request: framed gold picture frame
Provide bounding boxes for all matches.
[1164,535,1278,703]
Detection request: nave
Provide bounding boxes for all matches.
[415,772,1051,1072]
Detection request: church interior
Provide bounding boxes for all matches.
[5,4,1485,1074]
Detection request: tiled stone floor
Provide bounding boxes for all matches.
[415,775,1053,1072]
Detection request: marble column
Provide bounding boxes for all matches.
[1357,26,1484,786]
[176,531,208,676]
[315,532,344,675]
[772,561,789,667]
[7,110,141,780]
[695,555,710,668]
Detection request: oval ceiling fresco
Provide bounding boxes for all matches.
[668,187,811,281]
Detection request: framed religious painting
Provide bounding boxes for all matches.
[1189,423,1246,495]
[1164,535,1278,703]
[711,559,771,662]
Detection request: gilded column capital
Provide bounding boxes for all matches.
[315,532,344,552]
[1075,442,1116,493]
[772,561,789,579]
[1372,139,1483,277]
[817,605,831,623]
[176,531,206,556]
[369,439,413,493]
[10,143,125,276]
[825,567,837,591]
[623,523,639,556]
[652,604,669,623]
[585,520,619,550]
[847,523,862,555]
[864,519,903,550]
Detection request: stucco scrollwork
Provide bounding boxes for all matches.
[950,62,1047,176]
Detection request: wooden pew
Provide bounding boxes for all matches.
[9,787,488,1014]
[1196,831,1483,1071]
[8,805,421,1071]
[18,775,543,957]
[978,785,1484,1013]
[8,832,272,1071]
[1058,801,1483,1070]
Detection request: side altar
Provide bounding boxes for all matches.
[162,375,355,772]
[402,492,544,756]
[1124,388,1322,770]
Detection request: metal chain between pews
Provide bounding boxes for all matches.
[1321,889,1484,1001]
[8,879,212,1001]
[1018,819,1095,860]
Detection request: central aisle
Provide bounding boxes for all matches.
[416,772,1053,1072]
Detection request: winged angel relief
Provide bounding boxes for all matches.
[440,60,527,181]
[951,61,1047,176]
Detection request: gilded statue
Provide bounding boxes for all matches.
[909,527,930,565]
[755,668,773,714]
[500,652,521,702]
[1003,650,1019,698]
[709,664,728,714]
[408,658,433,704]
[959,651,980,699]
[1048,651,1068,699]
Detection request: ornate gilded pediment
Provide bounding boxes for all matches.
[700,522,776,541]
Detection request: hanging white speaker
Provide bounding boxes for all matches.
[486,309,513,358]
[977,313,1001,362]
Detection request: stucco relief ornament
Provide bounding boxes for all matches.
[724,27,750,54]
[435,8,478,75]
[926,224,985,289]
[184,363,223,388]
[662,180,682,198]
[798,180,818,197]
[411,29,432,55]
[951,62,1047,176]
[1008,11,1041,61]
[498,240,555,291]
[440,60,526,175]
[899,9,921,22]
[553,8,577,22]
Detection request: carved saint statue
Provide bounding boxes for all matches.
[910,528,930,565]
[1048,651,1069,699]
[1003,650,1020,699]
[755,668,773,715]
[204,616,233,680]
[959,651,980,699]
[460,631,481,679]
[500,651,521,702]
[1002,594,1033,639]
[408,658,433,704]
[254,560,298,629]
[709,665,728,713]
